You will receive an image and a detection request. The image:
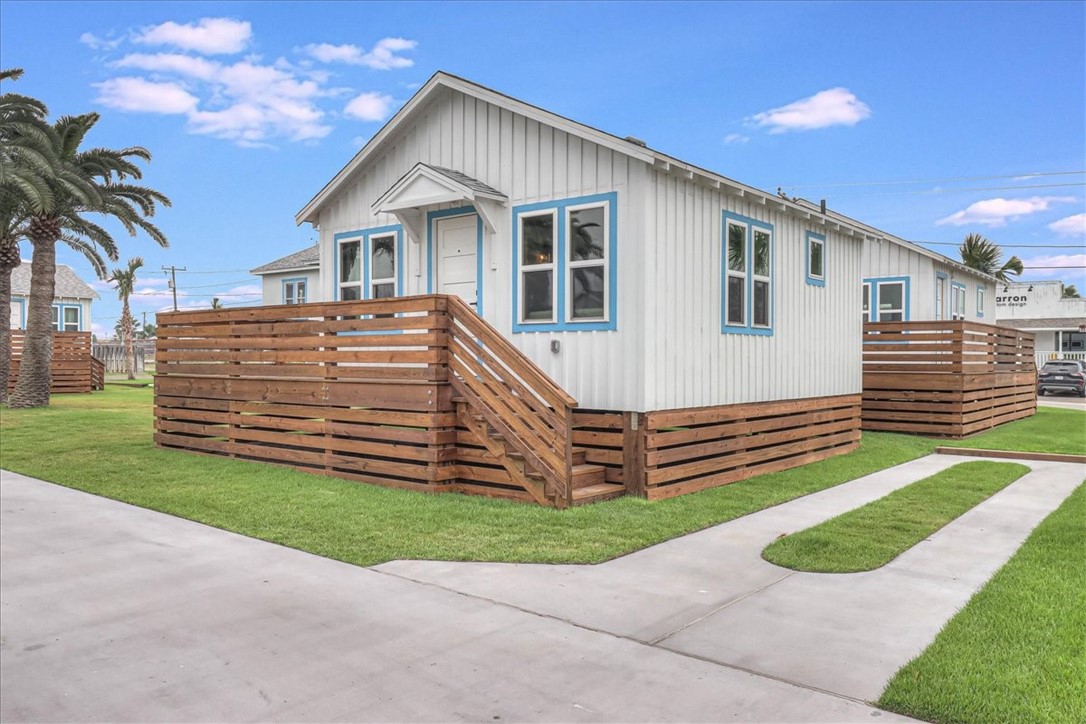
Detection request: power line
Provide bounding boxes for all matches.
[780,170,1085,190]
[914,241,1085,249]
[822,182,1086,199]
[173,268,255,274]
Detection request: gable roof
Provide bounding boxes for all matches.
[250,244,320,275]
[294,72,885,245]
[11,261,98,300]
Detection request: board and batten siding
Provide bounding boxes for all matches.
[862,239,996,321]
[641,171,863,410]
[315,86,646,411]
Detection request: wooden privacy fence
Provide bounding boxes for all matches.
[153,295,616,507]
[862,320,1036,437]
[8,331,104,394]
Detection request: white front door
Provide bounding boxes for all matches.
[435,214,478,308]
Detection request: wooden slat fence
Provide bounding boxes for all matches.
[155,295,583,506]
[8,331,100,394]
[92,343,146,374]
[862,320,1036,437]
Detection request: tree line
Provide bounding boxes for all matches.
[1,68,170,405]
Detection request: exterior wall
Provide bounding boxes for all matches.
[9,295,92,332]
[259,269,321,306]
[861,239,995,322]
[995,281,1086,322]
[314,86,645,410]
[641,172,863,410]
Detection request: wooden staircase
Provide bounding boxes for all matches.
[454,398,623,506]
[445,296,625,507]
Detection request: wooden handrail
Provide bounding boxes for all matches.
[445,295,577,507]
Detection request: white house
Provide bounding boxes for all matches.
[294,72,898,417]
[995,280,1086,365]
[9,261,97,332]
[250,244,320,306]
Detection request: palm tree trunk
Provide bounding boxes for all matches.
[122,301,135,379]
[10,220,59,408]
[0,260,15,404]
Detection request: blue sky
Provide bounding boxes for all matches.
[2,0,1083,336]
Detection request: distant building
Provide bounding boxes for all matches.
[9,261,98,332]
[250,244,320,306]
[996,280,1086,363]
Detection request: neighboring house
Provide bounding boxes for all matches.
[293,71,899,416]
[250,244,320,306]
[995,280,1086,365]
[9,261,98,332]
[793,201,998,323]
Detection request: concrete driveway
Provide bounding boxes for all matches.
[3,454,1081,722]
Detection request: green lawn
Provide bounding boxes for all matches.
[942,407,1086,456]
[879,482,1086,724]
[0,386,937,566]
[761,461,1029,573]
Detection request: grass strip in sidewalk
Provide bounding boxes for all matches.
[878,482,1086,724]
[762,461,1029,573]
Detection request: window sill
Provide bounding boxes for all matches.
[722,325,774,337]
[513,319,616,333]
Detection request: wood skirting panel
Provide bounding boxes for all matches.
[8,331,99,394]
[640,394,862,500]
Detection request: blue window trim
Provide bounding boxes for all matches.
[11,296,26,329]
[721,210,774,336]
[805,231,826,287]
[976,285,985,318]
[52,302,83,331]
[864,276,911,322]
[426,206,484,315]
[511,191,618,333]
[332,224,405,301]
[281,276,308,305]
[951,280,967,319]
[934,271,948,320]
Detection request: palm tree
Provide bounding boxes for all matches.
[958,233,1024,283]
[1062,284,1080,299]
[211,297,224,309]
[0,68,56,403]
[9,113,170,408]
[108,257,143,379]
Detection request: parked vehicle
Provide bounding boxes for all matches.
[1037,360,1086,397]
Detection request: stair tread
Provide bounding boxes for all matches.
[572,463,605,474]
[572,482,625,499]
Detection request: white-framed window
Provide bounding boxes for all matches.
[51,304,80,332]
[512,192,617,332]
[567,203,608,322]
[877,281,905,322]
[935,274,947,320]
[283,279,307,305]
[370,233,396,299]
[722,211,773,335]
[519,209,557,324]
[862,283,871,323]
[334,225,403,302]
[338,238,363,301]
[977,287,985,318]
[805,231,825,286]
[725,220,747,327]
[951,282,966,320]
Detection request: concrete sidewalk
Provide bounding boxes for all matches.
[380,454,1084,701]
[1,470,907,723]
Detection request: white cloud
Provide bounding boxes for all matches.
[133,18,251,55]
[1019,253,1086,274]
[1048,213,1086,237]
[344,92,394,122]
[302,38,416,69]
[724,133,750,145]
[936,196,1076,227]
[80,32,123,51]
[113,52,220,80]
[750,88,871,133]
[94,77,199,114]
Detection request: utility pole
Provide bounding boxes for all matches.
[162,265,186,311]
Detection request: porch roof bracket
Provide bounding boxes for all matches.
[392,208,425,245]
